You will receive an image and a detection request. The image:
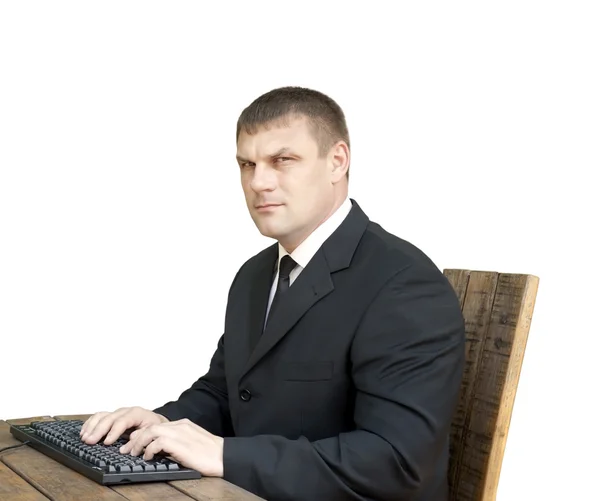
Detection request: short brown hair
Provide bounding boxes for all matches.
[236,86,350,177]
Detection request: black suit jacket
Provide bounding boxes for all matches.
[154,200,465,501]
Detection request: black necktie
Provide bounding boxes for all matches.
[265,255,297,328]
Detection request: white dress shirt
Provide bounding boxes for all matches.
[265,197,352,322]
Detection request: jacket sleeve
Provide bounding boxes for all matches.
[152,333,234,437]
[152,267,243,437]
[222,263,466,500]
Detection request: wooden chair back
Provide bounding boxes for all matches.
[443,269,539,501]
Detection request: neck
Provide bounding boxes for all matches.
[279,194,347,254]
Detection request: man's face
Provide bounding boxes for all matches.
[236,115,337,251]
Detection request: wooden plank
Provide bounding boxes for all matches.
[0,461,50,501]
[54,414,93,422]
[4,416,55,426]
[113,483,194,501]
[447,271,498,500]
[443,268,471,309]
[1,419,124,501]
[171,478,265,501]
[1,447,126,501]
[450,272,538,501]
[477,273,538,500]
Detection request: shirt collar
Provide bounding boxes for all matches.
[277,197,352,270]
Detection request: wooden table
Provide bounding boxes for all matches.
[0,414,264,500]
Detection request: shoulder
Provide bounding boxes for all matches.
[238,242,278,270]
[351,219,463,316]
[354,222,465,337]
[227,242,277,288]
[359,219,442,276]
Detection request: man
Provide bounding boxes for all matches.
[80,86,466,500]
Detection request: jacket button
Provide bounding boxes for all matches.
[240,389,252,401]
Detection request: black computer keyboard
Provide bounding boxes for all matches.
[9,419,202,485]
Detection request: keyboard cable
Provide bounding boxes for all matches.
[0,441,30,454]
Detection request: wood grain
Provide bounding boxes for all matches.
[2,417,123,500]
[0,421,22,451]
[171,478,265,501]
[4,416,55,427]
[0,461,50,501]
[443,269,539,501]
[446,271,498,498]
[113,483,195,501]
[478,273,538,500]
[2,446,125,501]
[53,414,93,422]
[444,268,471,309]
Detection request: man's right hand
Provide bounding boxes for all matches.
[80,406,169,446]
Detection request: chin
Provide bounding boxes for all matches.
[259,228,281,240]
[252,219,276,238]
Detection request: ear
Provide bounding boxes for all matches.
[329,141,350,183]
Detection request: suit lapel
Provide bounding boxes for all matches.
[245,244,278,354]
[242,250,334,377]
[239,199,371,379]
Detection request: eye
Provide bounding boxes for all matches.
[240,161,255,169]
[275,157,292,163]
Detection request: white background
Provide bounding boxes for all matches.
[1,1,598,499]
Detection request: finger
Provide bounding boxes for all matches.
[126,424,164,456]
[129,424,178,457]
[143,436,167,461]
[119,430,140,455]
[82,413,114,444]
[80,412,104,436]
[81,407,128,438]
[119,440,132,455]
[104,414,140,445]
[83,408,127,444]
[80,412,109,438]
[162,417,209,436]
[163,418,191,426]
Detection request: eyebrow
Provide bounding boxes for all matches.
[236,147,296,163]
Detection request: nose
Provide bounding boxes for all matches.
[249,164,276,193]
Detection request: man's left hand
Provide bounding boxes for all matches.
[119,418,224,477]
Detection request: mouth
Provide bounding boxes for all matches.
[255,203,283,211]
